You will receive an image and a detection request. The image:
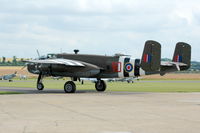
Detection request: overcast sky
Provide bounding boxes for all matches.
[0,0,199,61]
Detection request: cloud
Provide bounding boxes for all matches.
[0,0,199,61]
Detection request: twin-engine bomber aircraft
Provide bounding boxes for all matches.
[26,40,191,93]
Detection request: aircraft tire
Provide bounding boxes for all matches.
[64,81,76,93]
[37,83,44,90]
[95,80,106,92]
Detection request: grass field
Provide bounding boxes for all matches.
[0,91,23,95]
[0,79,200,93]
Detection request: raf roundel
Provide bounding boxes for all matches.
[125,63,133,73]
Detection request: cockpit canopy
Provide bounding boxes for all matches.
[47,54,57,59]
[38,54,57,60]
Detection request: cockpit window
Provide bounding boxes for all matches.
[47,54,57,59]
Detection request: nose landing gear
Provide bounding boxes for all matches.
[37,73,44,91]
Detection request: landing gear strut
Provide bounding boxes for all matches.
[95,80,107,92]
[64,81,76,93]
[37,73,44,91]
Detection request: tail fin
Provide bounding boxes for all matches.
[173,42,191,69]
[141,40,161,72]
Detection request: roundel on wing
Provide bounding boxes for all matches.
[125,63,133,72]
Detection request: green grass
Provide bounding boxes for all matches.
[107,82,200,92]
[0,79,200,92]
[0,91,23,95]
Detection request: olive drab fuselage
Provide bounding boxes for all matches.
[27,54,145,78]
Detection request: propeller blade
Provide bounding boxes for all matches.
[37,49,41,58]
[21,63,28,70]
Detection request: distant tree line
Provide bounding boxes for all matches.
[0,56,26,66]
[188,61,200,73]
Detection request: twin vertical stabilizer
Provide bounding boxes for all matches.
[172,42,191,70]
[141,40,161,72]
[141,40,191,73]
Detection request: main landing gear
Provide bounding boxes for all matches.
[64,81,76,93]
[95,80,107,92]
[63,79,106,93]
[36,74,107,93]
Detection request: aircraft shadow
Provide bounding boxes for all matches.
[0,87,147,95]
[0,88,103,95]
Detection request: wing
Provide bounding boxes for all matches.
[26,59,85,67]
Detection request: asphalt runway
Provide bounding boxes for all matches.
[0,87,200,133]
[0,86,147,95]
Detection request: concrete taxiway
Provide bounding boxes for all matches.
[0,89,200,133]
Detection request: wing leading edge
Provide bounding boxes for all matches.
[26,59,85,67]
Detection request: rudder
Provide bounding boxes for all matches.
[141,40,161,72]
[173,42,191,69]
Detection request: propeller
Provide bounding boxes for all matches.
[21,65,27,70]
[37,49,41,59]
[21,61,29,70]
[21,50,42,70]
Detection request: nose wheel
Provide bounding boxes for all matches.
[37,73,44,91]
[95,80,106,92]
[37,83,44,90]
